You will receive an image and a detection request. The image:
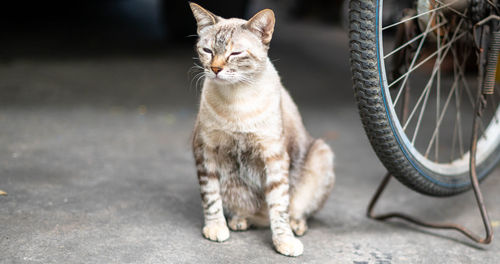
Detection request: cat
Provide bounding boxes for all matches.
[189,2,335,257]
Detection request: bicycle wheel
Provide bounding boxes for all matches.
[349,0,500,196]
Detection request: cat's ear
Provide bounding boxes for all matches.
[246,9,275,45]
[189,2,218,34]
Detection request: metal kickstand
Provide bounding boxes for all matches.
[366,169,493,244]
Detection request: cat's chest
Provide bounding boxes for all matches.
[216,136,265,215]
[214,132,265,188]
[214,132,263,166]
[200,86,282,134]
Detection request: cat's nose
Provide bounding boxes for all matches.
[211,66,222,75]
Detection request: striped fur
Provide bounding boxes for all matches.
[189,3,335,257]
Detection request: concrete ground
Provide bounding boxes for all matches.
[1,2,500,263]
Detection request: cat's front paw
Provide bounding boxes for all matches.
[202,222,230,242]
[273,235,304,257]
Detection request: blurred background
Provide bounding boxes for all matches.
[0,0,349,108]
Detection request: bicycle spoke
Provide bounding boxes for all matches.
[434,0,468,18]
[402,22,465,131]
[452,46,489,139]
[449,86,465,161]
[382,0,459,31]
[452,48,475,107]
[425,76,459,157]
[451,46,488,143]
[457,95,465,157]
[456,69,465,158]
[392,12,437,105]
[424,25,466,157]
[384,21,448,60]
[402,52,446,132]
[450,45,459,161]
[390,30,467,92]
[411,72,433,144]
[383,5,473,162]
[450,115,458,161]
[425,35,477,158]
[435,16,442,161]
[450,85,465,162]
[454,57,465,158]
[410,26,446,144]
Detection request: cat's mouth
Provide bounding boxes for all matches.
[206,71,242,84]
[209,74,230,83]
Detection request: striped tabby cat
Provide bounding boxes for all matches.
[189,3,335,257]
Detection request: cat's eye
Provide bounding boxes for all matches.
[230,51,243,56]
[202,48,213,54]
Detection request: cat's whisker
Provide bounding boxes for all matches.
[188,62,206,78]
[194,74,205,88]
[188,67,202,77]
[189,71,206,94]
[189,62,202,69]
[188,69,204,90]
[189,67,204,76]
[191,61,204,68]
[194,71,204,83]
[194,71,207,92]
[237,75,255,85]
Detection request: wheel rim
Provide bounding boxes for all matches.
[376,0,500,184]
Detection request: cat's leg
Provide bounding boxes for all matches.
[289,139,335,236]
[194,143,230,242]
[228,215,249,231]
[261,139,303,257]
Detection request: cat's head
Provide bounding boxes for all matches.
[189,2,275,84]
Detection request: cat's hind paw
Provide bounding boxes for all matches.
[202,222,230,242]
[228,217,249,231]
[273,235,304,257]
[290,218,308,236]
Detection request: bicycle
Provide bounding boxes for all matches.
[348,0,500,243]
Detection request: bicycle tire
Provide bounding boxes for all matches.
[348,0,500,196]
